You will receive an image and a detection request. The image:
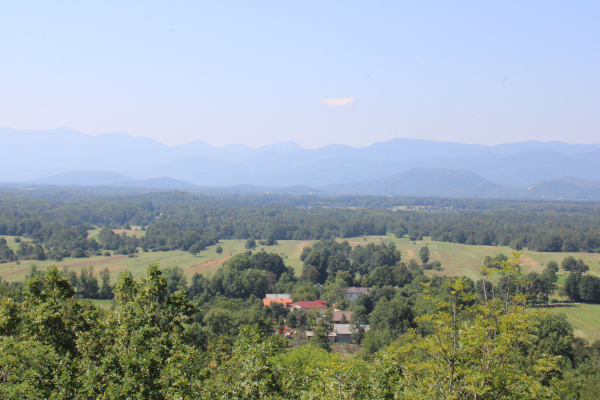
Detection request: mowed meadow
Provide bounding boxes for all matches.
[2,231,600,286]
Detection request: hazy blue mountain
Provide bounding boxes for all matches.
[320,170,600,200]
[22,167,600,200]
[0,127,304,179]
[3,128,600,191]
[116,177,200,190]
[323,168,509,198]
[437,150,600,186]
[32,171,203,190]
[168,139,303,163]
[0,128,168,175]
[517,176,600,200]
[0,168,70,183]
[34,170,135,186]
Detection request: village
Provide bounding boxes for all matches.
[263,288,371,343]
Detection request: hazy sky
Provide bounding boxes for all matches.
[1,1,598,148]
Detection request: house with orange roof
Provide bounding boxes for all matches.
[263,297,293,307]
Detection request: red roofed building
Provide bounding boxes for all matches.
[290,300,328,310]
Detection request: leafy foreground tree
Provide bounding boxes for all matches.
[77,263,201,399]
[0,266,101,398]
[369,252,563,400]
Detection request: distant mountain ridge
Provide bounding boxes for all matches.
[34,170,135,186]
[24,168,600,201]
[2,127,600,197]
[324,168,507,197]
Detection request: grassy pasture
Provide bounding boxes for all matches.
[1,233,599,293]
[546,304,600,344]
[338,234,600,281]
[0,238,311,285]
[0,235,33,251]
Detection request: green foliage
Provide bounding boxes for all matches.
[189,243,202,256]
[77,263,202,398]
[0,337,60,399]
[565,271,582,302]
[369,296,415,338]
[562,256,590,273]
[311,307,334,351]
[202,324,285,398]
[372,253,562,399]
[579,274,600,303]
[99,267,113,299]
[301,239,402,284]
[419,246,430,263]
[275,344,371,399]
[0,255,590,398]
[245,237,256,249]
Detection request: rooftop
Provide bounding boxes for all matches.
[346,287,371,295]
[290,300,328,309]
[333,324,370,335]
[265,294,292,299]
[263,298,293,307]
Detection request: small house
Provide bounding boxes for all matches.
[305,324,370,344]
[332,324,370,343]
[290,300,328,310]
[263,298,293,307]
[332,311,353,323]
[346,287,371,301]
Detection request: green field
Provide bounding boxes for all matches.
[89,299,115,310]
[1,235,33,251]
[0,237,311,284]
[547,304,600,344]
[337,234,600,281]
[2,233,599,291]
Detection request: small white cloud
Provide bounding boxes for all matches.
[320,97,355,107]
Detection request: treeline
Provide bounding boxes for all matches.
[1,191,600,264]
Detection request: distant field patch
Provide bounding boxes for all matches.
[87,227,146,240]
[184,256,232,276]
[547,304,600,344]
[89,299,114,310]
[0,235,33,251]
[112,228,146,237]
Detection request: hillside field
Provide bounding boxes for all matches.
[2,233,599,288]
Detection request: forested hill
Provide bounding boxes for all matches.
[0,189,599,265]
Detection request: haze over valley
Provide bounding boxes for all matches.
[4,127,600,200]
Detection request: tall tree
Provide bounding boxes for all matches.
[419,246,430,264]
[99,267,113,299]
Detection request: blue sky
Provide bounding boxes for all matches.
[0,1,598,148]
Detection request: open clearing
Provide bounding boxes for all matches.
[87,227,146,240]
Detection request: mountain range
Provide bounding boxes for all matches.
[2,127,600,200]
